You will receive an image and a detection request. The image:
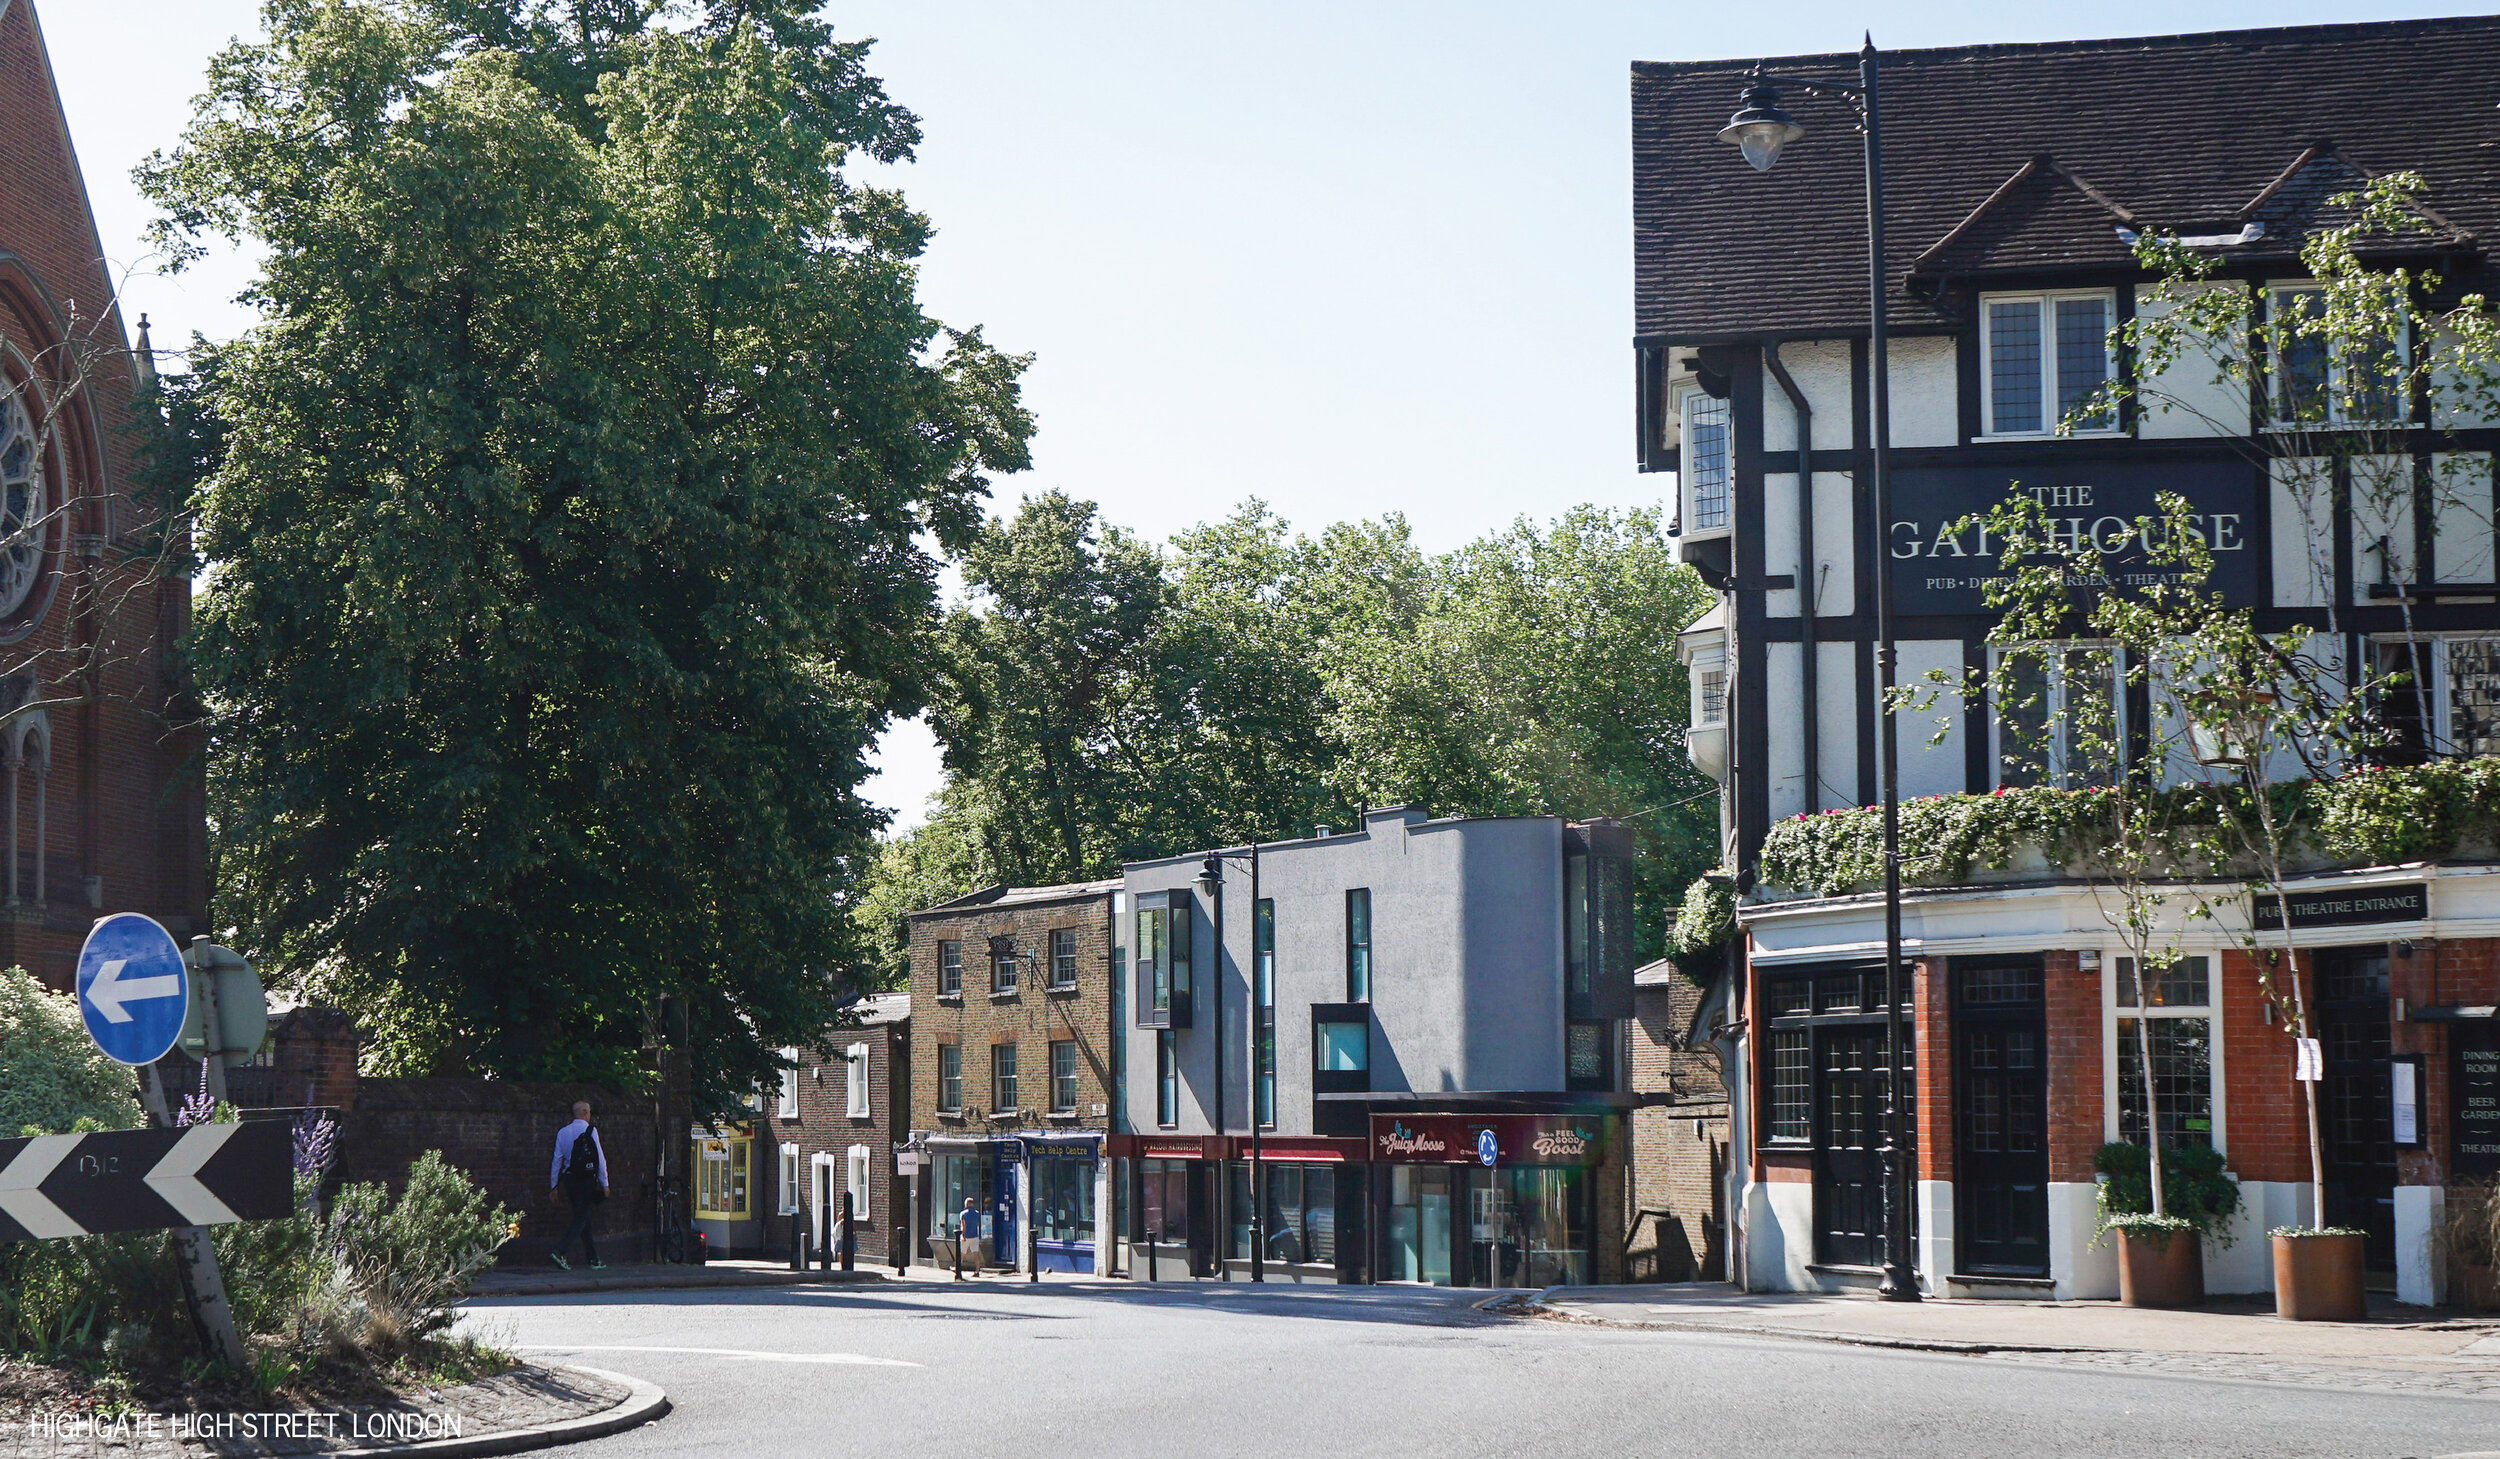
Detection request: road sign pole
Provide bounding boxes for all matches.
[193,954,228,1105]
[138,1062,246,1372]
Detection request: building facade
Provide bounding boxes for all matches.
[905,881,1120,1274]
[1634,18,2500,1304]
[0,0,207,985]
[1107,807,1637,1287]
[690,996,910,1261]
[1627,959,1731,1282]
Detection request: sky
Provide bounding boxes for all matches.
[44,0,2474,828]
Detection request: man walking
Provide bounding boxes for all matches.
[549,1100,609,1270]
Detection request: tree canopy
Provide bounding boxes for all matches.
[859,497,1716,981]
[144,0,1031,1106]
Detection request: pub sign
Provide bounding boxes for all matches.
[1889,460,2257,614]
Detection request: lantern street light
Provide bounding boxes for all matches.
[1715,34,1920,1304]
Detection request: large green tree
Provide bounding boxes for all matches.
[144,0,1031,1105]
[865,501,1714,970]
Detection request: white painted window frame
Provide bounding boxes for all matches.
[1987,640,2126,789]
[1680,388,1733,539]
[2265,280,2411,432]
[778,1141,801,1215]
[846,1042,871,1118]
[1978,288,2123,441]
[2098,952,2228,1157]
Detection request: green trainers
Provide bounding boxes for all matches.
[589,1261,608,1270]
[551,1253,572,1270]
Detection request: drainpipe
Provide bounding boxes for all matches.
[1763,342,1818,814]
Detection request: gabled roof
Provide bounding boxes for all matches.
[1633,17,2500,342]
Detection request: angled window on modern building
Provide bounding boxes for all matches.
[1345,889,1372,1001]
[1138,902,1169,1012]
[1256,1027,1276,1128]
[1254,897,1276,1014]
[1156,1031,1177,1126]
[1316,1019,1369,1072]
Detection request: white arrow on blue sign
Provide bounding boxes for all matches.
[77,913,190,1066]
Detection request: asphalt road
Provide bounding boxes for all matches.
[463,1279,2500,1459]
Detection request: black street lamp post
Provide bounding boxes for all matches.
[1199,847,1266,1281]
[1715,34,1920,1303]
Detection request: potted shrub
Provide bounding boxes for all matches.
[2270,1225,2369,1321]
[2096,1141,2240,1308]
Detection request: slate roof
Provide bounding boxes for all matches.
[912,878,1120,917]
[1633,17,2500,343]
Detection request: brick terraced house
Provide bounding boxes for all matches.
[0,0,206,981]
[701,994,909,1265]
[1635,17,2500,1304]
[906,880,1120,1273]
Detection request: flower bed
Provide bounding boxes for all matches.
[1755,758,2500,900]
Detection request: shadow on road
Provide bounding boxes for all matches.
[466,1278,1519,1330]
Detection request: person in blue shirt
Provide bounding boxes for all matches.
[548,1101,609,1270]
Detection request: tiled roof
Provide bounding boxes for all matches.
[1633,17,2500,342]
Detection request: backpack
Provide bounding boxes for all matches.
[565,1125,603,1200]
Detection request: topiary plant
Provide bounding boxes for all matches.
[0,965,141,1136]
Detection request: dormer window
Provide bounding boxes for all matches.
[1681,389,1731,535]
[1981,289,2117,437]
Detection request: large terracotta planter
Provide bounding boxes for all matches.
[2116,1225,2204,1308]
[2273,1231,2367,1322]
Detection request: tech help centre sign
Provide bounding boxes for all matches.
[1889,461,2257,614]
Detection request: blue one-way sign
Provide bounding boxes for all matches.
[77,914,189,1066]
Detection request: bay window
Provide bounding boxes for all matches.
[1982,290,2118,436]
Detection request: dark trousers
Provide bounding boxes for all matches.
[559,1190,599,1264]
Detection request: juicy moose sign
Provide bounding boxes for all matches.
[1889,460,2258,615]
[1369,1114,1610,1168]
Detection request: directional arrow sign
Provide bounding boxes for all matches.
[0,1121,291,1243]
[76,913,189,1066]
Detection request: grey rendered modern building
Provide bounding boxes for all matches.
[1105,806,1638,1287]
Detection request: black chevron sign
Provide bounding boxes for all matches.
[0,1120,292,1242]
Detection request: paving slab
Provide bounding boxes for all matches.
[1527,1282,2500,1363]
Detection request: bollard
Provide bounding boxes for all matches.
[1029,1215,1039,1283]
[790,1220,805,1272]
[894,1224,907,1277]
[953,1217,966,1282]
[818,1195,833,1273]
[1147,1229,1158,1283]
[841,1192,855,1272]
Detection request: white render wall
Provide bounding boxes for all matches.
[1761,470,1857,620]
[2270,457,2334,608]
[1886,338,1958,448]
[1760,340,1855,454]
[1893,639,1966,799]
[2134,283,2247,440]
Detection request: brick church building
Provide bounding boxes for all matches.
[0,0,208,986]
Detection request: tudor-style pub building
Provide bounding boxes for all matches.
[1636,18,2500,1305]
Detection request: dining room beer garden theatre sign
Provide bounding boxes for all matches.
[1888,460,2258,614]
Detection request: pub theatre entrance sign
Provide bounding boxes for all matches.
[1888,460,2256,614]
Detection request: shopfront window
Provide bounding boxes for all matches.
[1384,1165,1452,1285]
[1467,1166,1592,1289]
[1032,1157,1096,1245]
[1226,1162,1340,1266]
[928,1152,990,1239]
[694,1135,751,1220]
[1140,1160,1190,1244]
[2114,956,2217,1146]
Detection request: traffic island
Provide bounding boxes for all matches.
[0,1361,666,1459]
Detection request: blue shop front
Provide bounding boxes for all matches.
[923,1131,1101,1273]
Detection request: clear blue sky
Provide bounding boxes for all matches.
[48,0,2471,826]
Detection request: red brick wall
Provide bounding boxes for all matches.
[0,1,206,992]
[1915,958,1951,1183]
[2044,950,2101,1184]
[336,1077,663,1266]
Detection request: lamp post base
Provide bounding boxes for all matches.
[1878,1262,1921,1301]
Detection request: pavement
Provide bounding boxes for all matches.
[469,1259,887,1299]
[458,1278,2500,1459]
